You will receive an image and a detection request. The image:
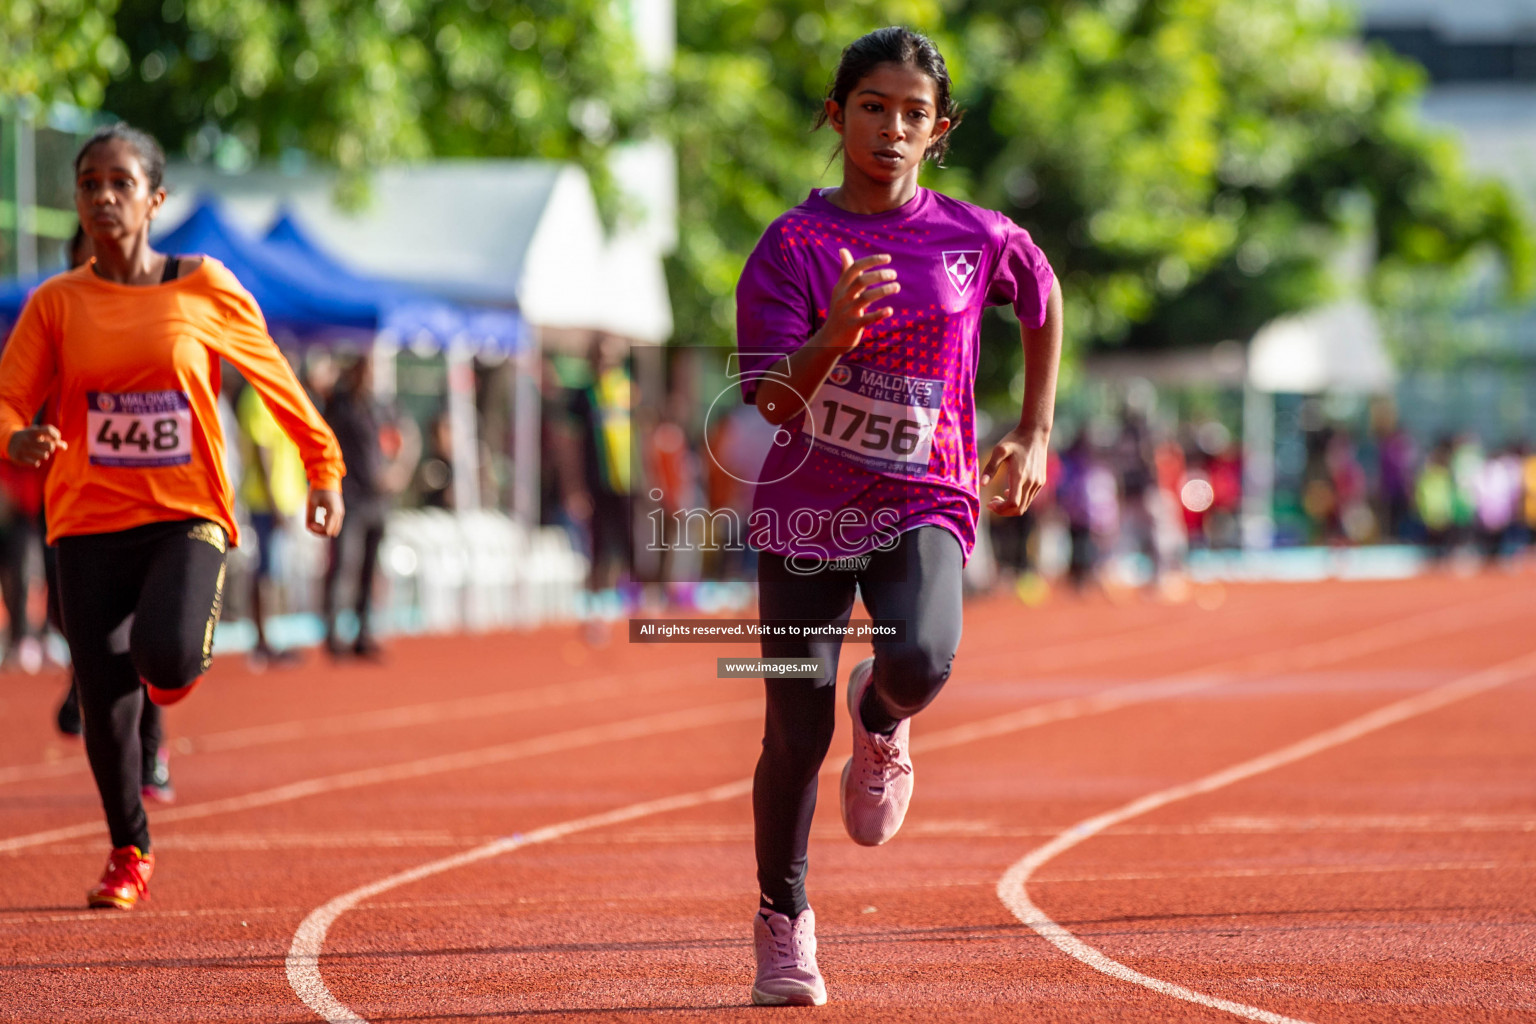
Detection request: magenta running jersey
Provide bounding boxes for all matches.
[735,187,1054,561]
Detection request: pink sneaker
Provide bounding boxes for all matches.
[752,908,827,1006]
[840,658,914,846]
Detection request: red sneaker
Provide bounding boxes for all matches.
[87,845,154,910]
[145,676,201,707]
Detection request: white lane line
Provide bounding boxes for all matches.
[5,590,1439,847]
[472,813,1536,844]
[1037,860,1536,885]
[19,818,1536,860]
[912,591,1522,754]
[0,610,1208,788]
[0,663,696,787]
[20,858,1536,931]
[286,778,755,1024]
[0,580,1482,794]
[282,604,1531,1024]
[996,648,1536,1024]
[0,700,760,853]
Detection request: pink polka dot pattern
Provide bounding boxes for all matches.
[736,188,1054,562]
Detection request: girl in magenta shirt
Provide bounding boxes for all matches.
[735,27,1064,1006]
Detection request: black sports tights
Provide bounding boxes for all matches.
[56,519,228,851]
[754,526,963,917]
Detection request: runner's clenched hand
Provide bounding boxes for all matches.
[7,425,68,468]
[822,249,898,352]
[981,427,1050,517]
[307,488,345,538]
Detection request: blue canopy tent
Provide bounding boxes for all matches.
[154,200,381,339]
[1,199,530,511]
[3,200,527,354]
[258,209,531,510]
[0,275,47,332]
[155,198,531,352]
[261,211,525,354]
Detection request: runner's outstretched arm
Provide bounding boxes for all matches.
[982,276,1063,516]
[197,264,347,537]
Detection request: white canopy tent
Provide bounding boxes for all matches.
[159,160,673,343]
[1241,300,1397,548]
[1246,301,1396,395]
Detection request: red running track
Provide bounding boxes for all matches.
[1,572,1533,1023]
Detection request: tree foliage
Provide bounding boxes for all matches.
[100,0,650,206]
[4,0,1530,395]
[673,0,1533,402]
[1,0,125,109]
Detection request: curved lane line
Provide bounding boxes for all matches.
[996,649,1536,1024]
[5,590,1516,856]
[0,611,1201,787]
[0,662,698,787]
[0,700,760,853]
[287,779,755,1024]
[284,607,1534,1023]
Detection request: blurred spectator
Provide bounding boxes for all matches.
[705,401,778,580]
[237,380,308,667]
[1522,445,1536,536]
[538,356,588,550]
[1188,421,1241,549]
[645,390,702,584]
[1369,398,1417,540]
[1449,434,1483,542]
[415,413,455,509]
[1111,408,1160,581]
[1057,432,1118,589]
[321,357,389,659]
[1326,429,1372,545]
[1416,439,1456,559]
[1474,444,1523,560]
[568,333,634,596]
[0,456,44,672]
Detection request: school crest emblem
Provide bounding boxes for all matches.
[941,250,982,296]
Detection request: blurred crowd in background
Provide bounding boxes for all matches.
[980,399,1536,597]
[3,0,1536,657]
[3,327,1536,674]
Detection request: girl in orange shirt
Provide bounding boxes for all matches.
[0,124,346,910]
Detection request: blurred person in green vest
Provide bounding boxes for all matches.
[1415,438,1455,559]
[568,334,634,602]
[1448,433,1483,540]
[238,379,309,667]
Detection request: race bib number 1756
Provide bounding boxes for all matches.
[803,364,944,476]
[86,390,193,468]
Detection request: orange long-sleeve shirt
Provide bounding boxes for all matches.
[0,258,344,545]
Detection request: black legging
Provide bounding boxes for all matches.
[56,519,227,851]
[322,510,384,644]
[754,526,963,917]
[46,532,164,764]
[0,515,38,646]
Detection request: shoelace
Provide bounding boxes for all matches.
[860,733,913,791]
[768,920,812,969]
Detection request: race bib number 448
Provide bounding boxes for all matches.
[803,364,944,476]
[86,390,193,468]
